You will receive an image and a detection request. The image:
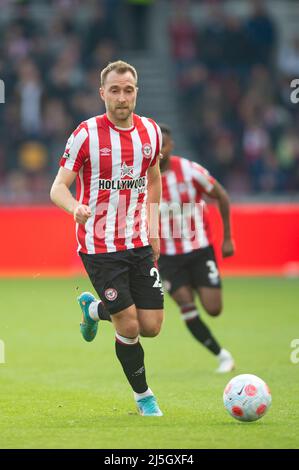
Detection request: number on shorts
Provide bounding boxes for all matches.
[150,267,162,288]
[206,260,219,281]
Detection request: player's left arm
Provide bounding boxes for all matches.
[208,181,235,258]
[147,159,162,261]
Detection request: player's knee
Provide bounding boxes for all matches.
[118,320,140,338]
[175,297,194,308]
[149,324,162,337]
[207,305,222,317]
[140,321,162,338]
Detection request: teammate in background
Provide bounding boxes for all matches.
[50,61,164,416]
[158,124,235,373]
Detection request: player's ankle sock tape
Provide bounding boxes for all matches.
[180,303,198,321]
[115,338,148,394]
[115,333,139,345]
[134,388,153,401]
[180,304,221,355]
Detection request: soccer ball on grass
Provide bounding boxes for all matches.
[223,374,272,422]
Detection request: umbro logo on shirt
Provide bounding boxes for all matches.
[100,147,111,156]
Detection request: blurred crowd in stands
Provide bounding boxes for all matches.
[0,0,299,203]
[170,0,299,194]
[0,0,153,203]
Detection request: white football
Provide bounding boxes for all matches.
[223,374,272,422]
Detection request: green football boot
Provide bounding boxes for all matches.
[77,292,98,342]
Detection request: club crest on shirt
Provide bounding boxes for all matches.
[142,143,152,159]
[104,288,118,301]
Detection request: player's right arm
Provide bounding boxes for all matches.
[50,167,91,224]
[191,161,235,258]
[50,123,91,224]
[207,181,235,258]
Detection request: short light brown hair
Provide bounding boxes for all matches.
[100,60,138,87]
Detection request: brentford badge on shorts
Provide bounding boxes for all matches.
[142,143,152,158]
[104,288,118,301]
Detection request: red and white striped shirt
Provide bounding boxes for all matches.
[160,155,215,255]
[60,113,162,254]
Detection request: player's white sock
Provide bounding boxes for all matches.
[216,348,235,373]
[218,348,231,360]
[88,300,101,321]
[134,388,154,401]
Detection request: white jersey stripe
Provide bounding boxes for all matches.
[195,201,209,248]
[140,190,148,246]
[64,128,88,171]
[191,162,214,192]
[75,167,85,252]
[160,198,176,255]
[167,171,193,253]
[104,128,121,251]
[85,118,99,254]
[125,128,142,249]
[140,117,157,162]
[180,158,198,248]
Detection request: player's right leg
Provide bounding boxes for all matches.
[159,252,231,371]
[191,247,235,373]
[78,249,162,416]
[111,305,163,417]
[171,285,224,359]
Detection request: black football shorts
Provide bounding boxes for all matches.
[79,245,164,315]
[158,245,222,294]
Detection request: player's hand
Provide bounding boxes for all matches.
[73,204,92,224]
[222,238,235,258]
[150,237,160,262]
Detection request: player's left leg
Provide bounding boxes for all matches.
[191,246,235,373]
[128,246,164,414]
[196,286,235,373]
[197,286,222,317]
[137,308,164,338]
[78,253,113,341]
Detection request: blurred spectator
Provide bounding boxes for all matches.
[278,35,299,77]
[198,2,227,71]
[0,0,121,204]
[169,7,198,70]
[126,0,154,51]
[17,59,43,135]
[169,0,299,195]
[244,0,277,67]
[0,0,299,203]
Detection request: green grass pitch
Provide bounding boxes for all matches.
[0,277,298,449]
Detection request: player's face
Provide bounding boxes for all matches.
[100,71,138,125]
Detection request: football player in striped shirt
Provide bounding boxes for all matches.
[50,61,164,416]
[158,124,235,373]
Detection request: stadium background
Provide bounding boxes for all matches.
[0,0,299,450]
[0,0,299,276]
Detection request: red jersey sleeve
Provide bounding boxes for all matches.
[60,123,89,173]
[191,161,215,193]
